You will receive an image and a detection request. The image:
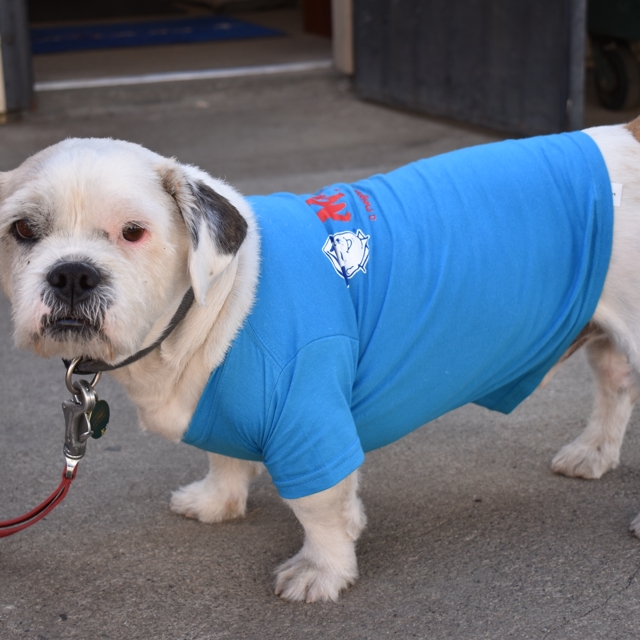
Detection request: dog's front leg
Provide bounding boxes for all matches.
[552,336,638,479]
[170,453,263,523]
[275,471,366,603]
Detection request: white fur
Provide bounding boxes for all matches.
[170,453,264,522]
[5,126,640,602]
[551,335,639,478]
[277,471,366,602]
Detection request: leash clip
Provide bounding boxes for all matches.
[62,358,101,478]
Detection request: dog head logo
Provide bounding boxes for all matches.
[322,230,370,283]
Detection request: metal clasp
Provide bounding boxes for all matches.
[62,358,101,478]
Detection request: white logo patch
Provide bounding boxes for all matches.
[322,230,370,284]
[612,182,623,207]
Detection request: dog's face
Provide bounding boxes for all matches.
[0,138,247,363]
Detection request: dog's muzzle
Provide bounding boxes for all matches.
[42,260,109,339]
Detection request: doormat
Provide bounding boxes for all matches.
[31,16,284,55]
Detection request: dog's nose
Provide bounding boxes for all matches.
[47,261,101,306]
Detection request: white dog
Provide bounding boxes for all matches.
[2,121,640,603]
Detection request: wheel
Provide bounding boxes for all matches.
[592,38,640,110]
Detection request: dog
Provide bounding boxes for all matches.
[2,121,640,603]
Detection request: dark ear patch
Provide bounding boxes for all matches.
[157,162,247,256]
[188,180,248,255]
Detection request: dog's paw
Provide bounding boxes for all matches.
[551,440,618,479]
[630,512,640,537]
[170,478,246,523]
[274,548,357,603]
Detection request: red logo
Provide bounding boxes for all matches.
[354,189,374,214]
[305,193,351,223]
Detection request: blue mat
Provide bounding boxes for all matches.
[31,16,284,55]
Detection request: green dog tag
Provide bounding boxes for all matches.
[90,399,110,439]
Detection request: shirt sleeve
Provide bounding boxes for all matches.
[260,335,365,499]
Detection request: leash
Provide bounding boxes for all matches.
[0,358,109,538]
[0,467,77,538]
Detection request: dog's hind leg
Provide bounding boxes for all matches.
[552,335,639,479]
[170,453,263,523]
[275,470,366,603]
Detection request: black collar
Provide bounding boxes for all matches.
[63,288,195,375]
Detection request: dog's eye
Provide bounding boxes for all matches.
[122,224,146,242]
[13,219,37,242]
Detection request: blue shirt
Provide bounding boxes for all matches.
[182,132,613,499]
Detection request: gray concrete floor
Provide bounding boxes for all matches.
[2,68,640,639]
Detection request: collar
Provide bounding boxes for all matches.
[63,288,195,375]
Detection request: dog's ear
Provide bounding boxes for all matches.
[157,161,248,305]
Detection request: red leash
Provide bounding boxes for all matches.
[0,465,77,538]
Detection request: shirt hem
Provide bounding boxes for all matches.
[271,441,365,500]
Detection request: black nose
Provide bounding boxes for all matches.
[47,261,101,306]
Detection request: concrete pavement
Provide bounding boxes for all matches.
[1,69,640,639]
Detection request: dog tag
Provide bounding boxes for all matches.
[90,399,110,439]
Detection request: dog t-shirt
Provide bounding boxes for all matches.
[182,131,613,499]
